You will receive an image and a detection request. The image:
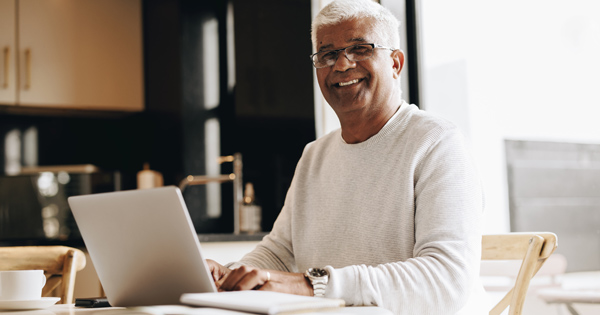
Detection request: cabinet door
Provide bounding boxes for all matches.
[0,0,17,105]
[18,0,143,111]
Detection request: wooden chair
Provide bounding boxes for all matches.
[0,246,86,304]
[483,232,558,315]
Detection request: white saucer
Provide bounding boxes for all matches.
[0,297,61,310]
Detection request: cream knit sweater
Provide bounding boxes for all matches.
[233,102,487,314]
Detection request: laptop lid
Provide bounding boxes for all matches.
[69,186,217,307]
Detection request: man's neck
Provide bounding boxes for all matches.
[339,102,402,144]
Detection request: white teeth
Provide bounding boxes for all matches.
[338,79,359,87]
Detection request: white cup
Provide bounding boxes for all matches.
[0,270,47,301]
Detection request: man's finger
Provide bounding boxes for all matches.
[220,266,255,291]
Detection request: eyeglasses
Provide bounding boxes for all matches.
[310,43,395,68]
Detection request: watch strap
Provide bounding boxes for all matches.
[305,268,329,298]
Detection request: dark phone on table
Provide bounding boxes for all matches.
[75,297,111,308]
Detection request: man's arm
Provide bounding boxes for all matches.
[225,161,303,271]
[322,128,485,314]
[209,167,305,291]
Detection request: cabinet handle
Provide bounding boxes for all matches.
[24,48,31,90]
[2,47,8,89]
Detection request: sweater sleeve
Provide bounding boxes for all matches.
[324,128,484,314]
[229,209,296,271]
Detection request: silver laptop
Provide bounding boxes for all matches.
[68,186,218,307]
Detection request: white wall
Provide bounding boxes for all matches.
[420,0,600,233]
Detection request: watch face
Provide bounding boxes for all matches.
[309,268,328,277]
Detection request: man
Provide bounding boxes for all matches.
[208,0,487,314]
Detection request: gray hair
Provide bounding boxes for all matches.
[311,0,401,51]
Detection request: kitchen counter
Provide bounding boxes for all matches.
[197,232,268,242]
[0,232,269,247]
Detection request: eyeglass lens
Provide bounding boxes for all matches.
[313,44,374,68]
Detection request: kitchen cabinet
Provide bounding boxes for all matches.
[0,0,17,104]
[0,0,143,111]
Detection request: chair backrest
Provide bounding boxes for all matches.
[482,232,558,315]
[0,246,86,304]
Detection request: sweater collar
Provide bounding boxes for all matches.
[338,101,411,146]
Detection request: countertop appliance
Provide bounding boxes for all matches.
[0,165,118,244]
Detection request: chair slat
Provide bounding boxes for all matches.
[0,246,86,274]
[0,246,86,304]
[482,232,558,315]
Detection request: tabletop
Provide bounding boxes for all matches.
[0,303,393,315]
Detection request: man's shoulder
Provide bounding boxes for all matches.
[307,128,340,148]
[296,129,339,160]
[403,104,457,130]
[400,104,460,138]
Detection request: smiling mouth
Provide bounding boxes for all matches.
[335,78,361,87]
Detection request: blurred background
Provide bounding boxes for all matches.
[420,0,600,272]
[419,1,600,313]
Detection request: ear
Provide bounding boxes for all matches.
[391,50,404,79]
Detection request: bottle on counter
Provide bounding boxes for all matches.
[137,163,164,189]
[240,182,261,234]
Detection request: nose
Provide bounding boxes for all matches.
[331,51,356,72]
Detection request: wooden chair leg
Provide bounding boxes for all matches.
[489,235,547,315]
[42,275,62,297]
[61,249,78,304]
[565,303,580,315]
[509,235,544,315]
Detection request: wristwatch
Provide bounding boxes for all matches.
[305,268,329,297]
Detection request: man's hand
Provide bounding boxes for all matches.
[206,259,231,289]
[219,265,313,296]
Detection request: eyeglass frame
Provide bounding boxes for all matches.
[310,43,396,68]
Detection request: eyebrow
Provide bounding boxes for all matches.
[317,37,369,52]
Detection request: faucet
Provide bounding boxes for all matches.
[179,152,243,235]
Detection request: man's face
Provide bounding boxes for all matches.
[315,18,403,117]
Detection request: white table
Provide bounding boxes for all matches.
[0,303,393,315]
[535,271,600,315]
[537,289,600,315]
